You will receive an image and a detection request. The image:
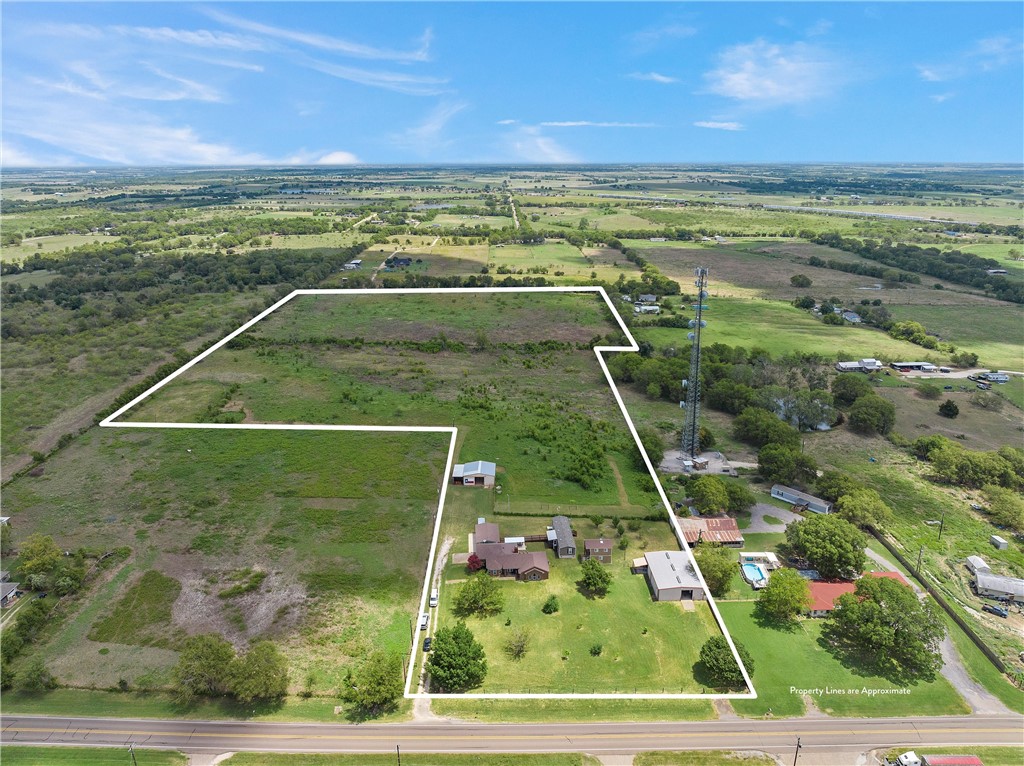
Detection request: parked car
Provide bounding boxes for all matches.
[982,604,1009,618]
[970,503,984,511]
[423,636,432,652]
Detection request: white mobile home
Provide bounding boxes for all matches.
[770,484,833,514]
[975,572,1024,604]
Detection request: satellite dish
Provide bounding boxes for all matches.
[699,290,708,299]
[687,332,695,340]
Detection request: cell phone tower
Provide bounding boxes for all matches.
[681,267,709,458]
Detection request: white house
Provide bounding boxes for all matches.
[634,304,661,315]
[452,460,496,488]
[770,484,833,514]
[835,358,882,373]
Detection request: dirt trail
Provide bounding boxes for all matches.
[607,456,629,506]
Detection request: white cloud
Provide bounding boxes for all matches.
[184,56,264,73]
[930,92,955,103]
[540,121,658,128]
[112,25,267,51]
[314,151,361,165]
[495,119,518,125]
[630,23,697,52]
[207,9,432,62]
[1,141,82,167]
[806,20,833,37]
[694,121,744,131]
[502,126,578,163]
[37,61,224,103]
[391,101,467,155]
[703,39,839,105]
[916,35,1023,82]
[304,57,448,96]
[628,72,678,84]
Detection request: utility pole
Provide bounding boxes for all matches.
[396,744,402,766]
[916,545,924,572]
[938,507,947,541]
[129,744,138,766]
[792,736,802,766]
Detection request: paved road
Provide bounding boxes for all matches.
[2,714,1021,757]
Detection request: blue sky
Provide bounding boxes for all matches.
[2,2,1022,166]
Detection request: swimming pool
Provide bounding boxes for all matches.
[742,563,769,589]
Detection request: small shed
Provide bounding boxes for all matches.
[0,581,20,608]
[583,538,613,564]
[966,555,991,575]
[990,535,1009,550]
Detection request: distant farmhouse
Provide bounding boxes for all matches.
[632,550,706,601]
[452,460,496,488]
[835,358,882,373]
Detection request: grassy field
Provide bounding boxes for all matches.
[886,304,1023,371]
[718,602,969,718]
[633,297,937,360]
[1,288,273,477]
[633,754,775,766]
[3,427,448,694]
[0,747,186,766]
[430,697,714,722]
[878,386,1024,453]
[487,242,640,283]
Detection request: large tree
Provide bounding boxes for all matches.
[452,572,505,617]
[785,514,867,580]
[831,374,873,406]
[822,576,944,682]
[733,407,801,450]
[815,470,862,503]
[578,558,612,597]
[229,641,289,703]
[634,425,665,469]
[984,484,1024,533]
[757,444,817,487]
[172,634,235,703]
[698,635,753,689]
[16,533,62,579]
[835,488,893,529]
[693,543,735,598]
[724,481,756,515]
[689,476,730,514]
[848,394,896,435]
[426,621,487,692]
[342,650,404,715]
[756,568,812,622]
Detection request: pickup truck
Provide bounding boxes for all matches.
[887,751,984,766]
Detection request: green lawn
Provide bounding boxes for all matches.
[430,697,714,722]
[717,602,970,718]
[633,297,938,360]
[0,746,186,765]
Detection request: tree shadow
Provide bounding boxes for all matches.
[342,700,400,723]
[691,660,746,693]
[751,603,804,633]
[815,629,937,686]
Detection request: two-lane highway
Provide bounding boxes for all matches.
[2,714,1022,756]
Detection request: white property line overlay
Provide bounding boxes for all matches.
[101,286,756,700]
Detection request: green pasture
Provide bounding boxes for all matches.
[632,297,938,360]
[3,427,448,693]
[717,602,969,718]
[0,746,186,766]
[2,234,108,261]
[887,304,1023,372]
[223,755,600,766]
